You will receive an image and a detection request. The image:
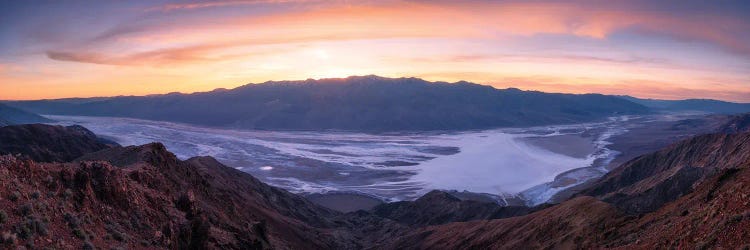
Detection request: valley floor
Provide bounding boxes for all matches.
[0,112,748,249]
[46,113,726,210]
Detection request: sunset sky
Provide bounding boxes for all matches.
[1,0,749,101]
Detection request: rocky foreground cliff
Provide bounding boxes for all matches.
[1,122,750,249]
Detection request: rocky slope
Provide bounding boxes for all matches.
[2,123,750,249]
[388,164,750,249]
[372,190,540,227]
[387,196,625,249]
[0,124,414,249]
[0,104,52,126]
[0,124,114,162]
[0,142,356,249]
[718,113,750,133]
[582,132,750,214]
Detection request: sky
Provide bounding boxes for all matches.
[1,0,749,101]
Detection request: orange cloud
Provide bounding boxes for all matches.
[47,3,484,66]
[46,44,268,66]
[449,1,750,55]
[4,1,749,102]
[64,0,750,64]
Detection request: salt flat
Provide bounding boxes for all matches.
[49,115,633,203]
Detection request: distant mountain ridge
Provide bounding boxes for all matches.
[0,103,53,126]
[619,96,750,114]
[5,75,650,131]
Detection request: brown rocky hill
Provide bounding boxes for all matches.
[718,112,750,134]
[582,132,750,214]
[0,124,409,249]
[371,190,540,227]
[0,142,361,249]
[2,123,750,249]
[0,124,114,163]
[387,196,625,249]
[388,165,750,249]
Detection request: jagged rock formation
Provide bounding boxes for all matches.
[0,143,352,249]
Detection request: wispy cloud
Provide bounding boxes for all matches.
[405,53,672,67]
[143,0,318,12]
[2,0,749,101]
[87,1,750,57]
[46,43,283,66]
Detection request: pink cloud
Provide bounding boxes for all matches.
[120,1,749,56]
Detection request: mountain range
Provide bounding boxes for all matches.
[7,76,750,132]
[0,104,53,126]
[5,76,653,131]
[620,96,750,114]
[0,113,749,248]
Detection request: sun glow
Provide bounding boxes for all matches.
[312,49,330,60]
[313,68,362,79]
[0,1,749,101]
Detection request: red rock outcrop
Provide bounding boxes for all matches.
[0,143,350,249]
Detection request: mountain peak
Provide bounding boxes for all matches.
[75,142,178,167]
